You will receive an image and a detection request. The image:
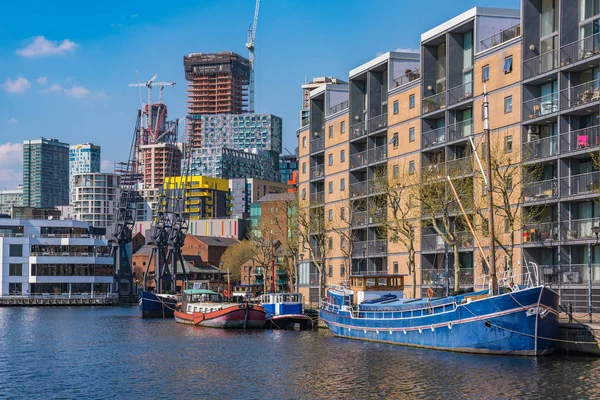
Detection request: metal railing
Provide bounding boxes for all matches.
[30,252,112,257]
[349,181,368,197]
[422,92,446,114]
[310,164,324,180]
[560,78,600,110]
[368,146,387,164]
[523,48,559,80]
[571,171,600,196]
[350,146,386,168]
[561,125,600,154]
[352,240,388,257]
[522,179,558,202]
[479,24,521,50]
[538,264,600,285]
[522,136,558,160]
[310,137,324,153]
[522,222,559,243]
[475,268,535,291]
[447,81,473,106]
[421,268,474,288]
[447,119,473,141]
[560,32,600,66]
[39,234,105,239]
[523,94,558,120]
[446,156,473,176]
[392,68,420,88]
[421,231,473,252]
[422,127,446,149]
[329,100,349,115]
[309,192,324,205]
[561,217,600,240]
[367,113,388,133]
[0,233,24,238]
[301,117,309,127]
[351,209,386,226]
[350,150,368,169]
[350,122,367,139]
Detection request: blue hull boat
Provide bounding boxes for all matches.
[260,293,314,330]
[321,284,560,356]
[139,291,178,318]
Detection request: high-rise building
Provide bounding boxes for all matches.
[279,153,298,185]
[69,143,101,180]
[164,176,232,220]
[190,147,280,182]
[72,173,120,227]
[23,138,70,208]
[0,189,23,215]
[184,52,251,147]
[229,178,289,218]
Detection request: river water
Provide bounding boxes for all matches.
[1,306,599,399]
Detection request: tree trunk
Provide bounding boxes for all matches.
[409,248,416,298]
[453,244,461,292]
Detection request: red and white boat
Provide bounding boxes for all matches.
[174,289,266,329]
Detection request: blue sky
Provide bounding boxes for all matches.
[0,0,520,187]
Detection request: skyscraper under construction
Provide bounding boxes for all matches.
[183,51,251,147]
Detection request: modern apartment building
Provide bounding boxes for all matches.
[69,143,101,187]
[229,178,289,218]
[71,173,120,227]
[0,219,113,296]
[23,138,70,208]
[190,147,280,182]
[298,4,600,310]
[0,189,23,215]
[279,153,299,185]
[163,175,232,220]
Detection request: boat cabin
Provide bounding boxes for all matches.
[182,289,223,313]
[259,293,303,316]
[349,274,405,304]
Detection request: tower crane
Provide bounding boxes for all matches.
[245,0,260,113]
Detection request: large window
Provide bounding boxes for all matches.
[541,0,558,37]
[9,244,22,257]
[580,0,600,22]
[436,43,446,92]
[9,264,22,276]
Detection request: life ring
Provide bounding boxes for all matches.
[427,288,434,298]
[223,289,230,298]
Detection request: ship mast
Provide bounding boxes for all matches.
[483,84,498,295]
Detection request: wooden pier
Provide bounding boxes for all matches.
[0,295,119,307]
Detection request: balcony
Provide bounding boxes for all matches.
[522,222,559,243]
[445,156,473,177]
[560,32,600,67]
[329,100,349,115]
[350,150,368,169]
[310,137,324,153]
[368,146,387,164]
[479,24,520,51]
[524,94,558,120]
[351,209,386,227]
[301,117,309,127]
[349,146,386,169]
[421,231,473,252]
[350,181,368,197]
[538,264,600,285]
[254,267,264,276]
[523,49,559,80]
[422,92,446,114]
[309,191,324,205]
[447,81,473,106]
[310,165,324,180]
[392,68,420,88]
[522,179,558,202]
[368,113,388,133]
[570,171,600,196]
[422,127,446,149]
[350,122,367,140]
[447,119,473,142]
[422,268,474,287]
[562,217,600,240]
[352,240,388,258]
[560,125,600,154]
[521,136,558,160]
[560,79,600,111]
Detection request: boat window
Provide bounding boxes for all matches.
[378,278,387,286]
[366,278,376,287]
[290,295,298,302]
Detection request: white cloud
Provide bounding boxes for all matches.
[36,76,48,85]
[1,76,31,93]
[7,118,18,124]
[16,36,77,57]
[40,83,62,93]
[0,143,23,187]
[101,160,113,173]
[130,14,138,18]
[64,85,91,98]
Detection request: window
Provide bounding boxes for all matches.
[393,164,399,179]
[328,237,333,250]
[328,209,333,221]
[340,150,345,162]
[341,121,346,134]
[409,127,415,142]
[340,178,345,191]
[328,125,333,138]
[505,217,510,233]
[393,262,399,274]
[409,160,415,175]
[392,132,399,148]
[340,264,345,277]
[302,162,306,174]
[9,264,22,276]
[328,264,333,277]
[341,237,346,249]
[506,175,513,191]
[340,207,345,219]
[9,244,22,257]
[9,283,21,295]
[328,181,333,194]
[503,56,513,74]
[301,188,306,200]
[328,154,333,166]
[482,65,489,82]
[393,100,399,114]
[302,136,306,148]
[505,135,513,153]
[504,96,513,113]
[409,94,415,109]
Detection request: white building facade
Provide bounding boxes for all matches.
[0,218,113,296]
[69,143,101,192]
[0,189,23,215]
[72,173,119,227]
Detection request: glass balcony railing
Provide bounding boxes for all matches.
[523,49,559,80]
[447,81,473,106]
[560,79,600,110]
[350,122,367,139]
[560,32,600,66]
[522,222,559,243]
[310,137,324,153]
[368,145,387,164]
[421,232,473,251]
[562,217,600,240]
[422,127,446,149]
[479,24,521,51]
[447,119,473,141]
[368,113,388,133]
[329,100,348,115]
[349,181,368,197]
[301,117,309,127]
[561,125,600,154]
[523,179,558,202]
[309,191,324,205]
[351,209,386,226]
[422,92,446,114]
[392,68,420,88]
[523,94,558,120]
[570,171,600,195]
[521,136,558,160]
[350,150,368,169]
[349,146,386,169]
[538,264,600,285]
[310,164,324,180]
[445,156,473,176]
[352,240,388,257]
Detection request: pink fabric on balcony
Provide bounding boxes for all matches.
[578,135,589,148]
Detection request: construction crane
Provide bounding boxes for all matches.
[246,0,260,113]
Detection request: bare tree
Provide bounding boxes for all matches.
[328,199,365,283]
[297,204,328,301]
[270,196,300,288]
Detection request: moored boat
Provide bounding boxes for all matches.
[139,290,178,318]
[174,289,266,329]
[320,270,560,356]
[260,293,313,330]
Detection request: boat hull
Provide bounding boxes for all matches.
[320,286,559,356]
[266,314,313,330]
[139,291,177,319]
[174,304,266,329]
